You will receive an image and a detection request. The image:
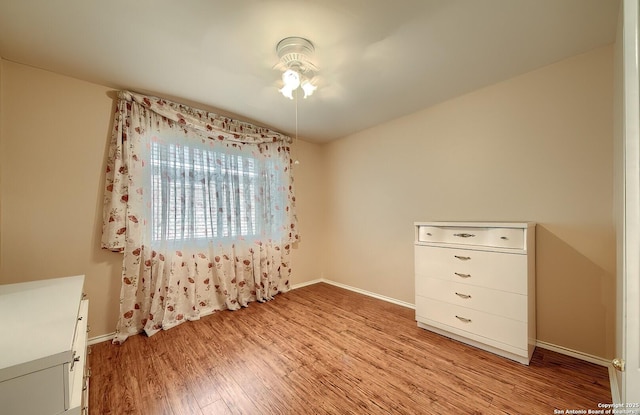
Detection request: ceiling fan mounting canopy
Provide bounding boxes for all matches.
[276,36,317,73]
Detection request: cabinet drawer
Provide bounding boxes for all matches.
[416,225,524,250]
[415,296,528,350]
[416,277,527,322]
[415,245,527,294]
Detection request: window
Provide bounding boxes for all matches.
[148,134,285,244]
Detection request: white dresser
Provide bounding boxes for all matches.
[414,222,536,364]
[0,275,89,414]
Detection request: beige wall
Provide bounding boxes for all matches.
[290,139,327,283]
[0,60,324,338]
[0,61,122,338]
[323,45,616,359]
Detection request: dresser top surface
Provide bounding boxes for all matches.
[0,275,85,378]
[415,221,535,229]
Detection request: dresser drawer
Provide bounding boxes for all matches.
[416,277,527,322]
[417,225,524,250]
[0,366,66,414]
[415,245,527,294]
[415,296,528,350]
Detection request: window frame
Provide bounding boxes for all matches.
[147,135,284,245]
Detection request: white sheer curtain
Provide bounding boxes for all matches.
[102,91,299,343]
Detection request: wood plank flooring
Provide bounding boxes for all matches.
[89,282,611,414]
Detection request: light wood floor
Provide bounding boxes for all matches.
[89,282,611,414]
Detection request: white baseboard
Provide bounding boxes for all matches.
[88,332,115,345]
[291,278,323,290]
[534,340,611,367]
[318,278,415,309]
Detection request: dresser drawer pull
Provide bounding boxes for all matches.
[455,292,472,299]
[500,236,508,240]
[70,353,81,370]
[454,255,471,261]
[453,233,475,238]
[455,315,472,323]
[454,272,471,278]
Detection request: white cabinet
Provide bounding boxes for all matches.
[0,275,89,414]
[414,222,536,364]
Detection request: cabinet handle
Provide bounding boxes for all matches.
[500,236,508,240]
[454,272,471,278]
[455,292,472,299]
[454,255,471,261]
[455,315,472,323]
[453,233,475,238]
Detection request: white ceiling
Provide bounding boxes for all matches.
[0,0,620,143]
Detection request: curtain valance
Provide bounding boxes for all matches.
[118,90,292,144]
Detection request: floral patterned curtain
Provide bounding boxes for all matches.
[102,91,299,343]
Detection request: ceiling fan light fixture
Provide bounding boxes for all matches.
[282,69,301,89]
[279,85,295,100]
[279,69,301,99]
[276,37,318,99]
[301,80,317,99]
